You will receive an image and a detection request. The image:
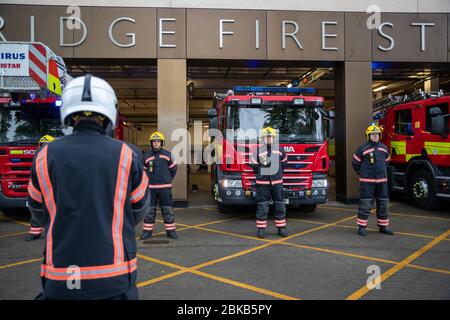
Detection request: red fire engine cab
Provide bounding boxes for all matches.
[208,86,333,213]
[374,89,450,209]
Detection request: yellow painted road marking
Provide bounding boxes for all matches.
[289,218,450,242]
[190,224,399,265]
[190,215,356,271]
[0,258,42,270]
[137,253,185,270]
[0,231,28,238]
[136,215,355,297]
[282,242,399,265]
[320,205,450,222]
[136,216,242,240]
[406,264,450,275]
[193,225,267,242]
[190,269,299,300]
[137,253,298,300]
[188,221,450,276]
[0,215,30,227]
[346,229,450,300]
[137,270,186,288]
[203,207,219,212]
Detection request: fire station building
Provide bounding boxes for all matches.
[1,0,450,205]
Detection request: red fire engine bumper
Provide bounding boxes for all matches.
[218,185,327,206]
[0,191,27,209]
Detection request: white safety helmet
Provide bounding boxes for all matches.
[61,74,118,127]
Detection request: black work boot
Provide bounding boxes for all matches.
[25,234,41,242]
[277,227,288,237]
[257,228,265,239]
[140,231,152,240]
[358,227,367,236]
[166,230,178,239]
[379,226,394,235]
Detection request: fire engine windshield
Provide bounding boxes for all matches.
[0,103,63,145]
[228,104,324,143]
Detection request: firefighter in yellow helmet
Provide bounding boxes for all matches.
[38,135,55,146]
[26,135,56,242]
[352,123,394,236]
[141,131,178,240]
[249,127,288,238]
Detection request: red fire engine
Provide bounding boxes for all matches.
[0,41,73,211]
[208,86,333,213]
[374,89,450,209]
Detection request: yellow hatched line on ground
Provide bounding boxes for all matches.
[184,215,356,271]
[288,218,450,242]
[136,254,299,300]
[0,215,30,227]
[0,231,29,238]
[182,219,450,276]
[0,216,243,271]
[135,216,242,240]
[319,205,450,222]
[136,215,355,296]
[0,258,42,270]
[346,229,450,300]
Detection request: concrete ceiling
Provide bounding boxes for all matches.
[67,60,450,125]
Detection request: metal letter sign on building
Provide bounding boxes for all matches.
[0,5,449,62]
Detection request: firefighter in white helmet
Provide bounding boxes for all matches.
[27,74,150,300]
[352,123,394,236]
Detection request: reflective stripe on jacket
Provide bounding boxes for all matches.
[27,122,149,299]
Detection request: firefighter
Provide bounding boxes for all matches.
[27,74,150,300]
[249,127,288,239]
[25,135,55,242]
[140,131,178,240]
[352,124,394,236]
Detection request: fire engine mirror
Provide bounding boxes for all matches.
[431,115,445,136]
[327,110,335,138]
[207,108,217,118]
[313,110,320,120]
[209,118,218,130]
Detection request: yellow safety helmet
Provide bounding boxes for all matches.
[38,135,55,146]
[149,131,165,144]
[260,127,277,139]
[366,124,382,140]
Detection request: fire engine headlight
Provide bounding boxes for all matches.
[312,179,328,188]
[222,179,242,189]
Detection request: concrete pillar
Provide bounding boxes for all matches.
[157,59,188,205]
[334,62,373,204]
[424,77,439,93]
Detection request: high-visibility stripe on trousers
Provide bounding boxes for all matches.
[256,220,267,228]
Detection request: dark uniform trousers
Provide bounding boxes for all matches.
[357,182,389,228]
[143,187,176,231]
[256,183,286,229]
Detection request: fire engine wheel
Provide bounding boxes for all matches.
[217,202,233,213]
[409,170,439,210]
[299,204,317,212]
